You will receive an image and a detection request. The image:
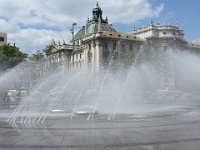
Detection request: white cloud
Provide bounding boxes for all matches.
[101,0,164,23]
[8,28,70,54]
[0,0,164,55]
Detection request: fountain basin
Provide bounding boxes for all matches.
[50,109,71,113]
[75,106,98,115]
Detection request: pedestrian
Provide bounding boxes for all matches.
[3,90,11,103]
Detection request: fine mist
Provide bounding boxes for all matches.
[0,48,200,122]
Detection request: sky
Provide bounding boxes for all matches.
[0,0,200,55]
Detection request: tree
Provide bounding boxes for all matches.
[0,43,28,71]
[30,50,45,61]
[43,44,54,55]
[111,52,135,73]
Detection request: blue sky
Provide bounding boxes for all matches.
[0,0,199,55]
[115,0,200,42]
[149,0,200,42]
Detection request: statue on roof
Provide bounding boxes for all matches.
[168,20,171,26]
[51,38,55,46]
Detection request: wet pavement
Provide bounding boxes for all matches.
[0,98,200,150]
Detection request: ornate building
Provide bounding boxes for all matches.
[46,2,143,72]
[45,2,200,91]
[133,20,200,53]
[133,20,200,90]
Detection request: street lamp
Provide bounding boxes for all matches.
[71,22,77,69]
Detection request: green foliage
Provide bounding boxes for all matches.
[0,43,28,71]
[30,50,45,61]
[111,52,135,73]
[43,44,54,54]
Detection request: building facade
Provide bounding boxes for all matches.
[45,2,200,91]
[133,20,200,90]
[46,2,143,72]
[133,20,200,53]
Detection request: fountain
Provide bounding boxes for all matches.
[0,44,199,119]
[0,45,200,149]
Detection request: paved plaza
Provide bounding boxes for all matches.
[0,98,200,150]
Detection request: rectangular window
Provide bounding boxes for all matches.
[122,45,125,51]
[0,37,4,42]
[105,43,108,49]
[130,45,132,51]
[113,44,116,51]
[80,54,81,59]
[89,44,91,50]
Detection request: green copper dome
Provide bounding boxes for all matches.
[74,2,117,40]
[87,23,117,34]
[74,27,85,40]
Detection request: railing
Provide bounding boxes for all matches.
[134,25,179,33]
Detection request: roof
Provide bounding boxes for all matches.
[101,31,144,42]
[74,23,117,40]
[74,27,85,40]
[185,42,200,49]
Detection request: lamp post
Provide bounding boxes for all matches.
[71,22,77,69]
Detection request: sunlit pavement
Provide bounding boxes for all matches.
[0,98,200,150]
